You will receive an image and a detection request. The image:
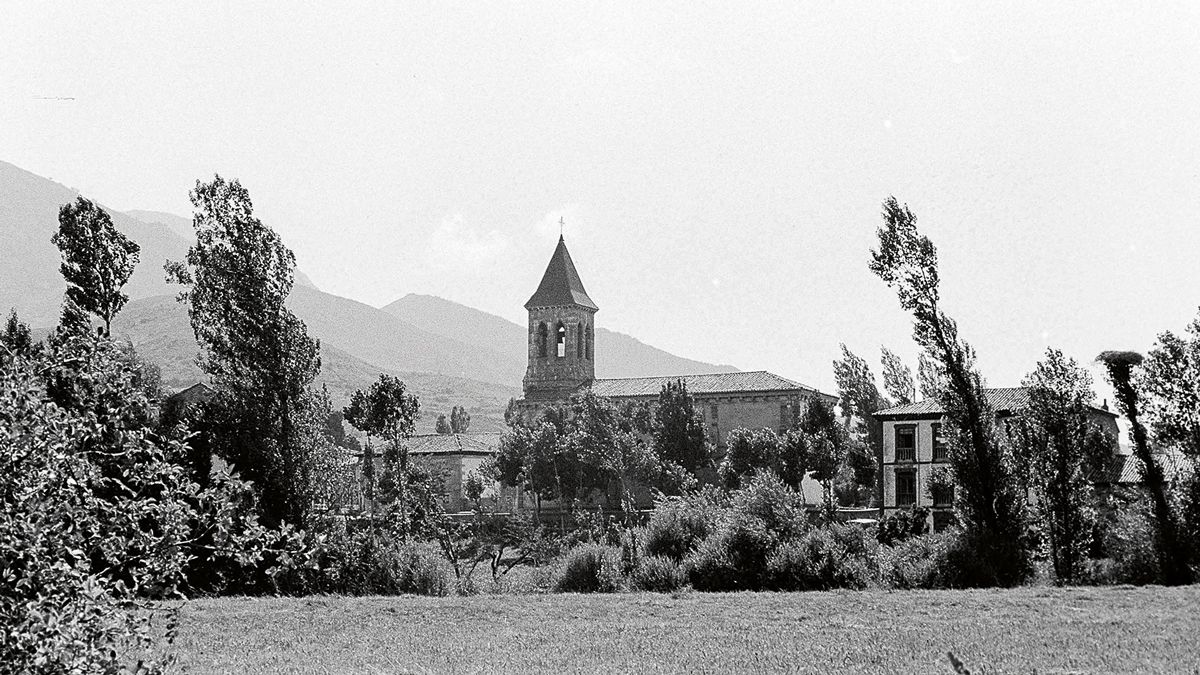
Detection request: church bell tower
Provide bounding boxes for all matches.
[523,236,598,401]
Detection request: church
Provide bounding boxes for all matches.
[405,236,835,513]
[513,235,836,451]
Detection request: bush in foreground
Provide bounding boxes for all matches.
[552,544,624,593]
[632,555,688,593]
[766,524,880,591]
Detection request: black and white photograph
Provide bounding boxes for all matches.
[2,3,1199,672]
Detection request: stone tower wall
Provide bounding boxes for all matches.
[523,305,597,400]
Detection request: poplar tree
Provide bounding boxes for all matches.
[1012,349,1113,584]
[880,346,916,406]
[52,196,140,336]
[165,175,322,527]
[870,196,1029,585]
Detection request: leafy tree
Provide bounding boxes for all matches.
[832,344,887,503]
[436,414,452,434]
[1011,349,1114,584]
[1,328,309,670]
[918,352,943,401]
[344,374,421,536]
[450,405,471,433]
[1140,312,1200,564]
[486,418,563,521]
[870,196,1029,585]
[654,379,715,476]
[1,309,34,358]
[718,428,783,490]
[880,346,916,406]
[464,471,486,513]
[776,429,811,493]
[51,196,140,336]
[798,398,854,518]
[165,175,322,528]
[1096,349,1193,584]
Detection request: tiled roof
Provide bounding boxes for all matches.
[525,236,598,311]
[405,433,503,455]
[590,371,830,398]
[1105,453,1143,484]
[874,387,1117,419]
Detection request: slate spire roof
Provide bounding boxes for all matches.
[525,235,598,310]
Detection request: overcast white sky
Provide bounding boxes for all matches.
[3,2,1199,396]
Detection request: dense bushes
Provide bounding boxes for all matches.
[552,543,624,593]
[766,524,880,591]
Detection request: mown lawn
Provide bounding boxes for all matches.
[168,585,1200,673]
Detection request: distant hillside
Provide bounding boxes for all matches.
[113,294,517,434]
[124,209,318,290]
[4,158,737,429]
[382,293,738,379]
[0,161,192,325]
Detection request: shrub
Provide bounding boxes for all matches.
[283,529,453,596]
[938,527,1033,588]
[642,489,723,561]
[879,531,956,589]
[1098,500,1161,585]
[395,541,454,596]
[766,524,880,591]
[552,543,624,593]
[684,512,777,591]
[875,506,931,545]
[632,555,688,593]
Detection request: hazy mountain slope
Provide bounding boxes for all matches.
[287,285,523,385]
[124,208,318,291]
[0,160,192,325]
[382,293,738,378]
[113,294,516,433]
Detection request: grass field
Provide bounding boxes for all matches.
[168,585,1200,673]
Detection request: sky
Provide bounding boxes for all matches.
[3,2,1199,397]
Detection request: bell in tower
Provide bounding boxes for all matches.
[523,235,598,401]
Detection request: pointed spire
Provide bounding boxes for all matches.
[525,236,598,310]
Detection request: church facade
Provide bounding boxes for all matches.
[514,236,836,455]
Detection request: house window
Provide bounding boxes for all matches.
[556,323,566,358]
[896,470,917,507]
[576,324,583,358]
[710,404,719,421]
[931,423,948,462]
[586,323,594,360]
[779,403,790,431]
[895,425,916,462]
[931,483,955,507]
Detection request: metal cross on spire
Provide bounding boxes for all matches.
[559,216,564,237]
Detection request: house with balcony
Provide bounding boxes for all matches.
[873,387,1120,530]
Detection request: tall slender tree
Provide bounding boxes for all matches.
[870,196,1029,585]
[1012,349,1114,584]
[165,175,322,527]
[52,196,140,336]
[880,346,916,406]
[1097,349,1192,584]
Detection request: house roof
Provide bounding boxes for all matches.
[590,371,832,399]
[404,432,503,456]
[1105,453,1143,484]
[873,386,1118,419]
[525,236,598,311]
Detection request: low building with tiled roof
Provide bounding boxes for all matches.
[872,387,1121,529]
[360,433,514,513]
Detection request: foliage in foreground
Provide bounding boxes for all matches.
[0,329,308,672]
